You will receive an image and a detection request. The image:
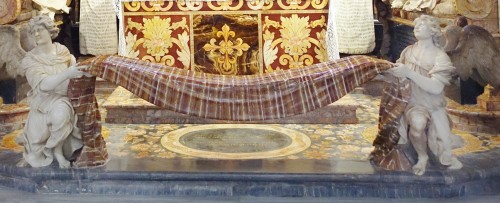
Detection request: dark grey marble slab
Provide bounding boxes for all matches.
[0,148,499,198]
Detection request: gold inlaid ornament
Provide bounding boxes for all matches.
[263,14,327,71]
[202,24,250,75]
[125,16,190,68]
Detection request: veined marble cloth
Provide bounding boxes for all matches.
[79,55,393,121]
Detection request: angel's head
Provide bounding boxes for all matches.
[29,15,59,46]
[413,15,444,48]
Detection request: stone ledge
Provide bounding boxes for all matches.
[102,87,360,124]
[0,148,499,198]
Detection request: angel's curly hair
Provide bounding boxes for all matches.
[414,15,444,48]
[29,15,59,39]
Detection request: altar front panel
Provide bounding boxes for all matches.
[120,0,329,75]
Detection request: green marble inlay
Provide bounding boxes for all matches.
[179,128,292,153]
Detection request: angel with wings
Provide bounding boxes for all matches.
[372,15,499,175]
[372,15,464,176]
[1,15,88,168]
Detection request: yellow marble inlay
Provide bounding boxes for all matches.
[361,125,497,156]
[1,127,110,152]
[161,124,311,159]
[0,130,22,152]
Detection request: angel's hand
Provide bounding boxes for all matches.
[387,64,411,78]
[77,65,93,77]
[67,65,89,79]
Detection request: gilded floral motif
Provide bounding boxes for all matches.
[263,14,327,70]
[125,33,140,59]
[123,0,327,12]
[125,16,190,68]
[142,16,173,57]
[203,24,250,75]
[314,30,328,62]
[280,15,311,56]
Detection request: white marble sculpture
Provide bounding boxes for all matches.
[32,0,71,20]
[16,15,88,168]
[387,15,463,175]
[390,0,438,11]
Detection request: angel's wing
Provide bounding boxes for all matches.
[0,25,27,80]
[447,25,500,89]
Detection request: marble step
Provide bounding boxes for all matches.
[1,149,500,198]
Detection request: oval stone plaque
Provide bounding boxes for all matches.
[161,124,311,159]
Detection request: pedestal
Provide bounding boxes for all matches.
[447,86,500,134]
[477,85,500,111]
[0,102,29,135]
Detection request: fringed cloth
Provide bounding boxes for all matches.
[79,55,394,121]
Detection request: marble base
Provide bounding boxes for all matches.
[447,99,500,134]
[1,148,500,198]
[0,102,28,135]
[103,87,359,124]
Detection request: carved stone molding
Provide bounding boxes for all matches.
[456,0,493,19]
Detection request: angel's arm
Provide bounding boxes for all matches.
[390,65,444,94]
[389,52,454,95]
[38,66,84,91]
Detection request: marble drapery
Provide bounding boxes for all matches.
[79,55,392,121]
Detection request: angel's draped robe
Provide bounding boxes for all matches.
[17,43,83,167]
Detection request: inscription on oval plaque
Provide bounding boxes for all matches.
[180,128,292,153]
[161,124,311,159]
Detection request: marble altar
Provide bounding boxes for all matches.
[118,0,332,74]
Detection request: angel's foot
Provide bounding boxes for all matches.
[57,158,71,169]
[55,153,71,169]
[16,159,28,167]
[412,157,428,176]
[448,157,463,170]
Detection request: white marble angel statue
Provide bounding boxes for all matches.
[371,15,464,176]
[15,15,88,168]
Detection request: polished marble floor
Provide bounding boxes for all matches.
[2,92,498,163]
[1,89,500,199]
[0,93,500,164]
